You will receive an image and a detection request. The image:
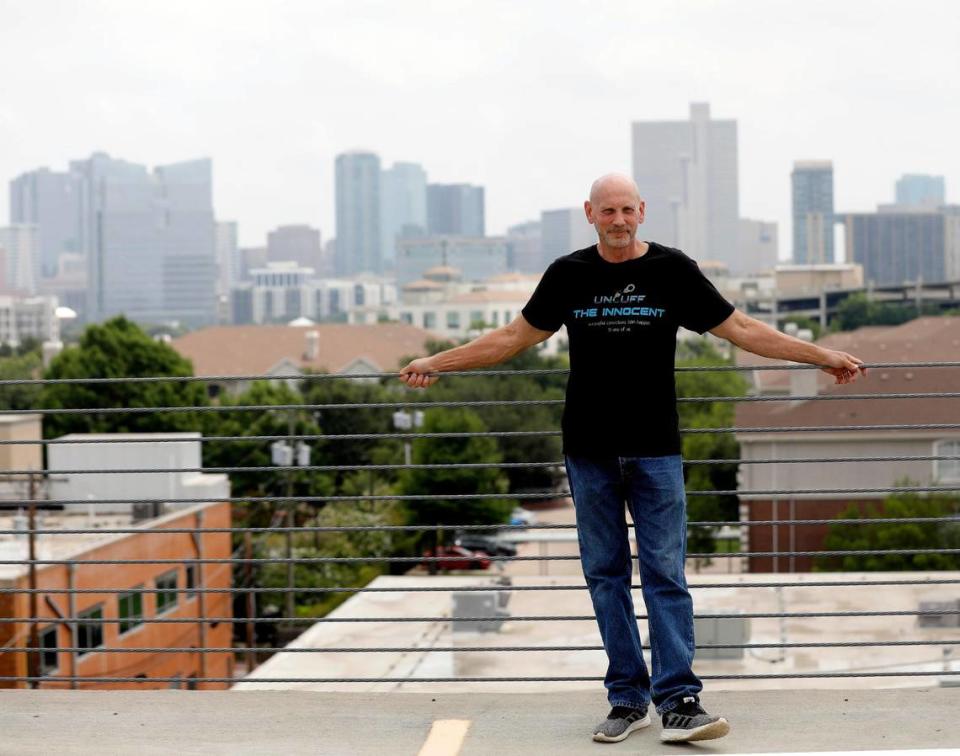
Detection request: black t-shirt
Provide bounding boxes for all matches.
[521,242,735,458]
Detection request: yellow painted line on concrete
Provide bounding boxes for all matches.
[416,719,472,756]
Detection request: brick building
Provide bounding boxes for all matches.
[0,501,233,689]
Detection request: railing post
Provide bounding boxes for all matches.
[192,509,208,686]
[27,474,39,690]
[244,531,256,673]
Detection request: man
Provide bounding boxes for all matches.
[399,173,866,744]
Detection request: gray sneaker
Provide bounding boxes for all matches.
[660,696,730,743]
[592,705,651,743]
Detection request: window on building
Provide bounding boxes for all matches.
[185,565,196,593]
[423,312,436,330]
[469,311,484,327]
[117,588,144,634]
[446,311,460,329]
[77,605,103,655]
[491,311,499,326]
[935,440,960,482]
[155,571,178,613]
[40,625,59,675]
[400,312,413,325]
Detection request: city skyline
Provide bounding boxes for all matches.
[1,1,956,254]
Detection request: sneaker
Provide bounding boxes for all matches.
[660,696,730,743]
[592,705,651,743]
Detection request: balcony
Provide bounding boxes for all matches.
[1,354,959,752]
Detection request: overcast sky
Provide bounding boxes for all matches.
[2,0,958,254]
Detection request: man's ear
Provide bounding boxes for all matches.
[637,201,646,223]
[583,200,593,223]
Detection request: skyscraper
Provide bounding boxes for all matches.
[335,151,381,276]
[72,152,217,326]
[540,208,597,266]
[426,183,485,236]
[215,221,240,297]
[895,174,946,209]
[267,224,322,269]
[737,219,779,274]
[9,167,83,278]
[0,225,40,294]
[791,160,834,265]
[631,102,739,266]
[843,207,960,286]
[506,220,542,273]
[380,162,427,265]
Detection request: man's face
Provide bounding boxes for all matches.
[584,190,645,248]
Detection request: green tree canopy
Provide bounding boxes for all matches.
[675,341,747,556]
[831,293,941,332]
[397,408,513,528]
[39,316,208,437]
[816,487,960,571]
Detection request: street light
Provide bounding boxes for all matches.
[392,409,424,466]
[270,413,312,620]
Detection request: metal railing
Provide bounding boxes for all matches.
[1,361,959,689]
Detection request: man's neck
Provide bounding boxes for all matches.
[596,239,649,263]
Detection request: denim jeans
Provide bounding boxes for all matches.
[564,454,702,714]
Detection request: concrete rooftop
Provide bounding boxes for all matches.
[1,688,957,754]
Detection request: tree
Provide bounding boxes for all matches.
[0,349,43,411]
[831,293,940,332]
[298,374,405,492]
[397,408,514,529]
[815,487,960,571]
[675,340,747,559]
[419,341,568,495]
[39,316,208,438]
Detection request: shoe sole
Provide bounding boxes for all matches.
[592,714,652,743]
[661,717,730,743]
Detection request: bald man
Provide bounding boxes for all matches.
[400,173,866,744]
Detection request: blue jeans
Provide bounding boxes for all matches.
[564,454,702,714]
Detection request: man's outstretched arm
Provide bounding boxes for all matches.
[710,310,867,385]
[399,315,556,389]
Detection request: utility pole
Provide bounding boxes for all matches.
[285,410,295,621]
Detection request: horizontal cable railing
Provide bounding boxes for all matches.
[1,361,959,689]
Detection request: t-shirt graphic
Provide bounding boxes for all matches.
[521,242,734,458]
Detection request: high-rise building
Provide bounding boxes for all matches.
[9,168,82,278]
[266,224,322,269]
[335,151,381,276]
[72,152,217,326]
[215,221,240,297]
[737,219,779,275]
[842,207,960,286]
[791,160,835,265]
[540,208,597,266]
[0,225,40,294]
[380,162,427,266]
[631,102,739,267]
[895,174,946,209]
[426,183,485,236]
[506,220,542,273]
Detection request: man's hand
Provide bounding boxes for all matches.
[819,350,868,385]
[399,357,440,389]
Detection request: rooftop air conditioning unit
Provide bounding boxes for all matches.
[452,591,510,633]
[694,613,750,660]
[917,600,960,628]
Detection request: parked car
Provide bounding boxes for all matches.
[454,533,518,558]
[422,544,492,571]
